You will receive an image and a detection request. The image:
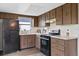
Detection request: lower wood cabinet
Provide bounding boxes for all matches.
[27,35,36,48]
[51,38,77,56]
[36,35,40,49]
[20,35,28,49]
[20,35,36,49]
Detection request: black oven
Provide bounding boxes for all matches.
[40,35,51,56]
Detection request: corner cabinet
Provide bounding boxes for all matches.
[51,38,77,56]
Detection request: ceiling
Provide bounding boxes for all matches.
[0,3,65,16]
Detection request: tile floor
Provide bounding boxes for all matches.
[4,48,45,56]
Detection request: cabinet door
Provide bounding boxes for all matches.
[39,15,45,27]
[38,16,42,27]
[20,36,28,49]
[27,35,35,48]
[34,17,39,27]
[71,3,78,24]
[49,9,55,19]
[36,35,40,49]
[45,12,50,20]
[63,4,71,24]
[0,20,3,50]
[45,12,50,27]
[56,6,63,25]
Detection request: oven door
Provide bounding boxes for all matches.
[41,38,49,49]
[40,38,49,55]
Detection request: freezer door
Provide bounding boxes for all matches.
[0,20,3,50]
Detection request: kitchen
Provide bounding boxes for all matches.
[0,3,79,56]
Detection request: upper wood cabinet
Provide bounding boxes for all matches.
[63,3,72,25]
[62,3,78,25]
[56,6,63,25]
[71,3,78,24]
[49,9,55,19]
[38,3,78,26]
[45,12,50,20]
[38,15,45,27]
[45,12,50,26]
[34,17,39,27]
[0,13,18,19]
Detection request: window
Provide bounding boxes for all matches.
[19,17,32,31]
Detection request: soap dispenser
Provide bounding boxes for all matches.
[66,29,69,37]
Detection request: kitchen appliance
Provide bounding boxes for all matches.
[49,29,60,35]
[40,35,51,56]
[0,19,20,55]
[40,29,60,56]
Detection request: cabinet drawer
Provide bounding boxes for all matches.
[20,36,27,39]
[51,48,64,56]
[51,38,64,45]
[51,46,64,51]
[52,43,64,49]
[57,39,64,45]
[51,39,58,43]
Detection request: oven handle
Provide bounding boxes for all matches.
[40,37,49,40]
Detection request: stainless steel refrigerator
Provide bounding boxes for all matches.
[0,19,20,55]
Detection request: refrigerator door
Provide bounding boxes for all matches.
[9,20,19,30]
[10,30,19,51]
[0,20,3,50]
[3,19,19,54]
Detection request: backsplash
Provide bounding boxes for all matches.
[20,24,79,37]
[48,24,79,37]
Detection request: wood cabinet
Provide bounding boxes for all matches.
[0,13,18,19]
[34,17,39,27]
[45,12,50,27]
[56,6,63,25]
[51,38,77,56]
[38,3,78,26]
[49,9,55,19]
[62,3,78,25]
[63,3,72,24]
[27,35,36,48]
[36,35,40,49]
[45,12,50,20]
[38,15,45,27]
[20,35,36,49]
[71,3,78,24]
[20,35,28,49]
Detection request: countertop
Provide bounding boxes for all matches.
[20,33,78,40]
[50,35,77,40]
[19,33,36,35]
